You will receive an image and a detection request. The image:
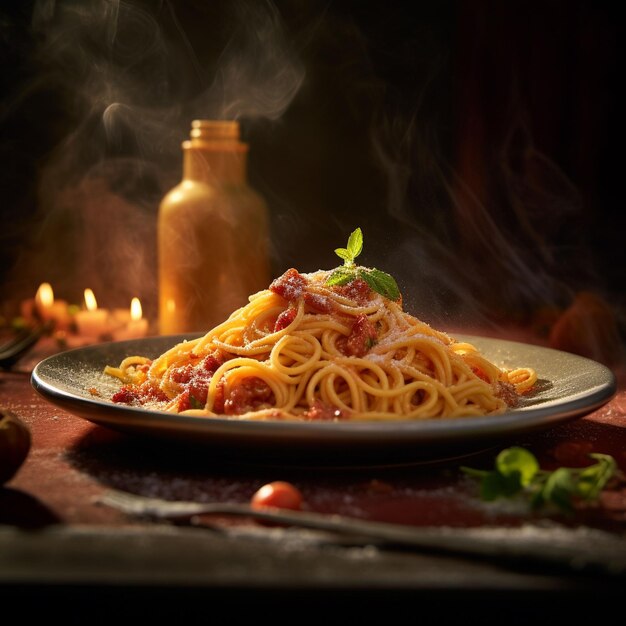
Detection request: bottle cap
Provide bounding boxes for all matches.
[190,120,240,142]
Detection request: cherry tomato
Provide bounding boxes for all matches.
[250,481,303,511]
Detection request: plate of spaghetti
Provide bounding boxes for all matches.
[31,229,616,465]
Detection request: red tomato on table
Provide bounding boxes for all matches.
[250,481,303,511]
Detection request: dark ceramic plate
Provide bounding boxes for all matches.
[31,334,616,465]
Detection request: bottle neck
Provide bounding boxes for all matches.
[182,140,248,184]
[182,120,249,184]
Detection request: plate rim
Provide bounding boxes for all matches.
[30,333,617,452]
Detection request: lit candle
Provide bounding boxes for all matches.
[34,282,53,316]
[113,297,149,340]
[74,288,110,340]
[32,282,70,330]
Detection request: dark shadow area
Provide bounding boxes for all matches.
[1,585,624,624]
[0,487,61,527]
[65,421,476,488]
[0,1,623,342]
[60,414,626,532]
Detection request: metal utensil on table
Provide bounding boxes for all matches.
[0,325,47,370]
[98,489,626,577]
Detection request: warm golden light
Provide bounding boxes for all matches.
[36,282,54,308]
[111,297,147,339]
[130,297,142,321]
[33,282,70,329]
[84,288,98,312]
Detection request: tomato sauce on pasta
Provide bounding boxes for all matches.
[104,267,537,421]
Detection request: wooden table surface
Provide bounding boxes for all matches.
[2,333,626,622]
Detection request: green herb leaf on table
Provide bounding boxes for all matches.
[534,467,577,512]
[495,446,539,487]
[461,446,618,513]
[576,453,617,499]
[327,228,400,300]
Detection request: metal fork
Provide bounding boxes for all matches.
[98,489,626,576]
[0,324,47,370]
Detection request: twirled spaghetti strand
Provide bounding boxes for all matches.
[104,268,537,421]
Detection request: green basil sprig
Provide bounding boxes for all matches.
[326,228,400,301]
[462,446,617,512]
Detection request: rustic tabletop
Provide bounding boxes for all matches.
[2,332,626,622]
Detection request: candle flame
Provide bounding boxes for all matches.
[84,288,98,311]
[36,282,54,308]
[130,297,142,321]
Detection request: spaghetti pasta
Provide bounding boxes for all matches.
[104,265,537,422]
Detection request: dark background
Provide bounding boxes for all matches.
[0,0,623,337]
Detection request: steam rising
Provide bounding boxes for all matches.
[1,2,621,366]
[204,2,304,121]
[371,101,596,328]
[3,0,304,314]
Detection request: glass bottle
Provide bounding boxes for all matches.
[158,120,270,334]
